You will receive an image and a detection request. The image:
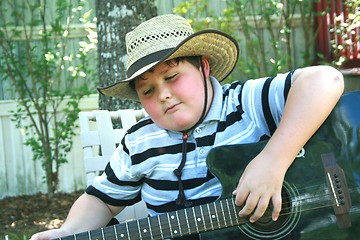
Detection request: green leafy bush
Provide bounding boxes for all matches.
[0,0,97,197]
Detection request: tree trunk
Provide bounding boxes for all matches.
[96,0,157,110]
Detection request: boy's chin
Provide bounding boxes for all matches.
[157,116,199,132]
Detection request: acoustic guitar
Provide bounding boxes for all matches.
[57,91,360,240]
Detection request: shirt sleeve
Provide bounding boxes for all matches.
[240,70,294,136]
[86,139,143,207]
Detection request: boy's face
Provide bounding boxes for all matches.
[135,58,212,132]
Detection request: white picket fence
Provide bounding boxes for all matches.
[0,94,99,199]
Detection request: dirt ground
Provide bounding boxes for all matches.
[0,191,83,238]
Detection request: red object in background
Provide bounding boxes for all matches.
[314,0,360,68]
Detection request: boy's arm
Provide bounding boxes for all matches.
[233,65,344,223]
[30,193,125,240]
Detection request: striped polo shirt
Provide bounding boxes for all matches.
[86,71,294,216]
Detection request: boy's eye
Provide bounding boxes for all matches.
[165,73,177,80]
[143,88,153,96]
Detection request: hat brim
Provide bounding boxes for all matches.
[97,29,239,100]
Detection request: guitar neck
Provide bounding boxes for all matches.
[60,197,244,240]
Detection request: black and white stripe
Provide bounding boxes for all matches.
[87,72,294,216]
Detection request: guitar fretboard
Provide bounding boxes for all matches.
[59,197,244,240]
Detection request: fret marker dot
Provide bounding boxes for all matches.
[143,229,147,233]
[197,218,202,222]
[212,215,215,219]
[174,230,178,234]
[171,215,175,219]
[120,234,124,237]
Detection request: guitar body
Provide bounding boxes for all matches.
[203,91,360,240]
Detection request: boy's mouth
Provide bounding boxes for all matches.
[165,103,181,113]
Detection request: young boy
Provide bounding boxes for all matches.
[31,14,344,239]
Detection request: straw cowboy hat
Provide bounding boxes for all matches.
[98,14,239,100]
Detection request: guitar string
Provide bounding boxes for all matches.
[122,199,337,240]
[113,195,337,240]
[239,180,349,209]
[71,197,340,240]
[141,188,343,239]
[69,185,353,240]
[81,203,339,240]
[106,192,341,239]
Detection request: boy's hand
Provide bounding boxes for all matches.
[30,229,68,240]
[232,154,286,223]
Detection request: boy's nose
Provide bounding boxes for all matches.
[158,86,172,101]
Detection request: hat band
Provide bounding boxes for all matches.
[127,48,174,78]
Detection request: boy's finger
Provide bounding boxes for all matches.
[249,196,269,223]
[238,193,259,218]
[271,193,282,221]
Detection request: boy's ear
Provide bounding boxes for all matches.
[201,56,211,78]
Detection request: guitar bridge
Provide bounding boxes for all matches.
[321,152,352,228]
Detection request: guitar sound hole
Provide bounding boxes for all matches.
[238,183,301,239]
[255,188,291,229]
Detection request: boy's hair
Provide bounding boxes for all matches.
[129,56,201,90]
